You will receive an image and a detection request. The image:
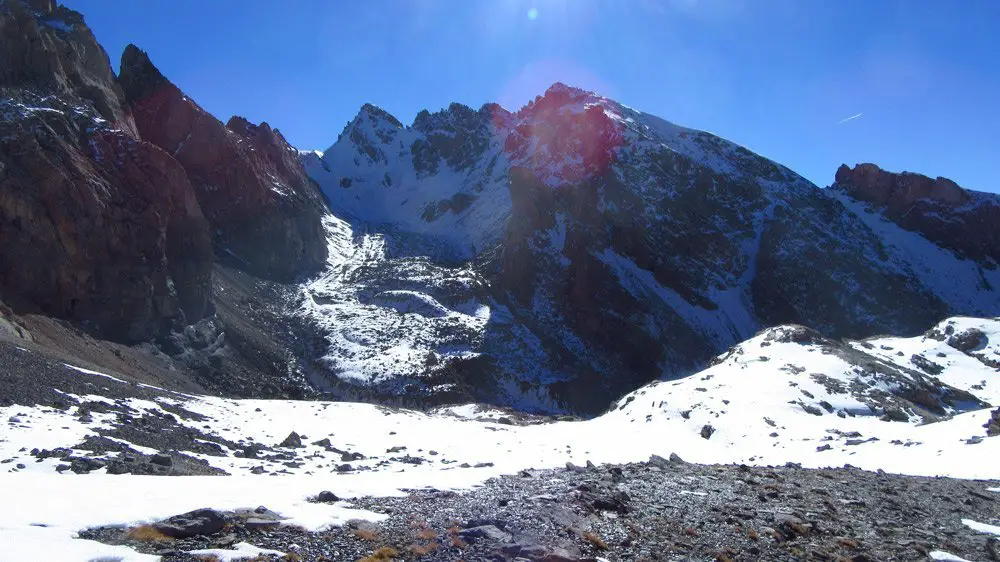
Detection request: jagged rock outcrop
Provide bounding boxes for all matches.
[0,1,213,342]
[833,163,1000,265]
[119,45,327,281]
[0,0,136,134]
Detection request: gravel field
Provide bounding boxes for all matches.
[81,459,1000,562]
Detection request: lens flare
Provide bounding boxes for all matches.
[527,7,539,20]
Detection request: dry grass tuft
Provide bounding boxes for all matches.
[125,525,173,543]
[450,535,468,550]
[415,528,438,540]
[837,537,861,548]
[353,528,379,541]
[408,542,439,556]
[358,546,399,562]
[583,531,609,550]
[443,525,468,550]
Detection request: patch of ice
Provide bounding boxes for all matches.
[63,363,129,385]
[188,542,286,561]
[930,551,974,562]
[963,518,1000,536]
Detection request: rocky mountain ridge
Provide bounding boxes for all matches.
[1,0,997,416]
[833,162,1000,265]
[299,84,1000,412]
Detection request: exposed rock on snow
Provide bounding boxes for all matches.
[153,508,225,539]
[1,316,998,559]
[834,162,1000,265]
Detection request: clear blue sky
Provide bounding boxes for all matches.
[64,0,999,192]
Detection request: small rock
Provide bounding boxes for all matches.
[278,432,303,448]
[315,490,339,503]
[150,454,172,467]
[700,424,715,440]
[591,490,630,514]
[245,518,282,530]
[459,525,512,542]
[647,454,671,469]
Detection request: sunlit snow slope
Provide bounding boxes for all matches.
[1,317,998,560]
[3,317,997,478]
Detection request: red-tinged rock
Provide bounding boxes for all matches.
[0,93,213,342]
[834,163,1000,264]
[119,45,327,282]
[0,1,214,342]
[0,0,137,134]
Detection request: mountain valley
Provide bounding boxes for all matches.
[1,1,999,560]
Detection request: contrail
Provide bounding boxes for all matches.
[837,112,863,124]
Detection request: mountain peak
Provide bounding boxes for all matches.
[543,82,596,98]
[119,43,170,102]
[356,103,403,128]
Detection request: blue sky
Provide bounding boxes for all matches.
[65,0,999,192]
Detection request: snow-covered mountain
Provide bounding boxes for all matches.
[299,84,1000,413]
[3,316,998,559]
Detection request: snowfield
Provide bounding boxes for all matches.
[1,317,998,559]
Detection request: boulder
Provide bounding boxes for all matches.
[314,490,339,503]
[278,432,302,448]
[153,508,225,538]
[150,454,172,467]
[459,525,512,542]
[984,407,1000,437]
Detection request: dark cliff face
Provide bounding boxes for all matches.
[0,0,214,342]
[0,1,329,344]
[833,163,1000,265]
[492,158,949,411]
[0,0,136,134]
[119,45,328,282]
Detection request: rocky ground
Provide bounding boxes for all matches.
[81,459,1000,561]
[0,262,325,409]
